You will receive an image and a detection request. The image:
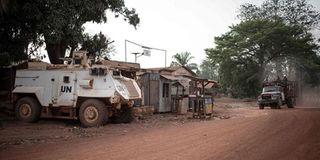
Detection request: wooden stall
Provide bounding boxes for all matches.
[171,81,185,113]
[187,76,218,118]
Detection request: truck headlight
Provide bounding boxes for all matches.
[258,96,262,101]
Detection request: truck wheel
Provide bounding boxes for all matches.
[110,105,133,123]
[276,101,281,109]
[15,97,41,123]
[79,99,108,127]
[259,105,264,110]
[287,98,294,108]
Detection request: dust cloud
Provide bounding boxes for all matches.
[297,86,320,107]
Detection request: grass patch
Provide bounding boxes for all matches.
[228,105,241,109]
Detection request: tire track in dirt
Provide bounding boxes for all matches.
[1,108,320,160]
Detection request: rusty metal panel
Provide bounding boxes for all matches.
[158,78,171,112]
[150,80,159,110]
[120,79,139,98]
[103,60,140,70]
[150,73,160,80]
[179,98,188,114]
[143,74,150,105]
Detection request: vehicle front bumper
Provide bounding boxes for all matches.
[258,99,279,106]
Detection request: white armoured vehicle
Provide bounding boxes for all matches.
[12,51,141,127]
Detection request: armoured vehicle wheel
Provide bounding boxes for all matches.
[110,105,133,123]
[79,99,108,127]
[15,97,41,123]
[259,105,264,109]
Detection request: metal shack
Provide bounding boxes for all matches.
[137,66,196,113]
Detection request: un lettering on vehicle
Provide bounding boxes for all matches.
[61,86,72,93]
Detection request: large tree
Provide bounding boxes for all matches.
[81,32,115,60]
[170,52,198,72]
[198,59,218,80]
[206,19,319,97]
[238,0,320,31]
[218,58,261,98]
[238,0,320,84]
[0,0,139,65]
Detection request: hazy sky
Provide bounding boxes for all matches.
[83,0,320,68]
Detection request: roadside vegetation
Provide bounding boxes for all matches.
[0,0,139,65]
[1,0,319,99]
[170,52,199,72]
[199,0,320,98]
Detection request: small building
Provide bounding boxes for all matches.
[138,66,208,113]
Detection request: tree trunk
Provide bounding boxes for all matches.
[287,59,296,80]
[258,63,266,84]
[68,47,75,58]
[275,58,283,78]
[45,40,67,64]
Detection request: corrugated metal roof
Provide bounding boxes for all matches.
[144,66,196,76]
[178,81,190,87]
[160,75,180,80]
[196,81,218,88]
[161,75,191,87]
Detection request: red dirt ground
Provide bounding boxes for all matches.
[0,98,319,160]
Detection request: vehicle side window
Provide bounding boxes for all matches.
[63,76,70,83]
[113,71,120,76]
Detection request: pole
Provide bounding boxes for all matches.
[131,52,141,63]
[135,54,137,63]
[125,40,127,62]
[165,50,167,67]
[125,39,167,67]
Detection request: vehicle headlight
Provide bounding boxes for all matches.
[258,96,262,100]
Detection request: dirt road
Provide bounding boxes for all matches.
[1,107,320,160]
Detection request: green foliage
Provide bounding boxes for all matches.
[217,58,260,98]
[198,59,218,80]
[238,0,320,86]
[238,0,320,30]
[0,0,139,65]
[206,19,319,97]
[81,32,115,59]
[207,19,317,67]
[170,52,198,72]
[296,53,320,86]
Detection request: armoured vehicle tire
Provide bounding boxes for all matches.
[110,106,133,123]
[15,97,41,123]
[259,105,264,109]
[287,98,294,108]
[79,99,108,127]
